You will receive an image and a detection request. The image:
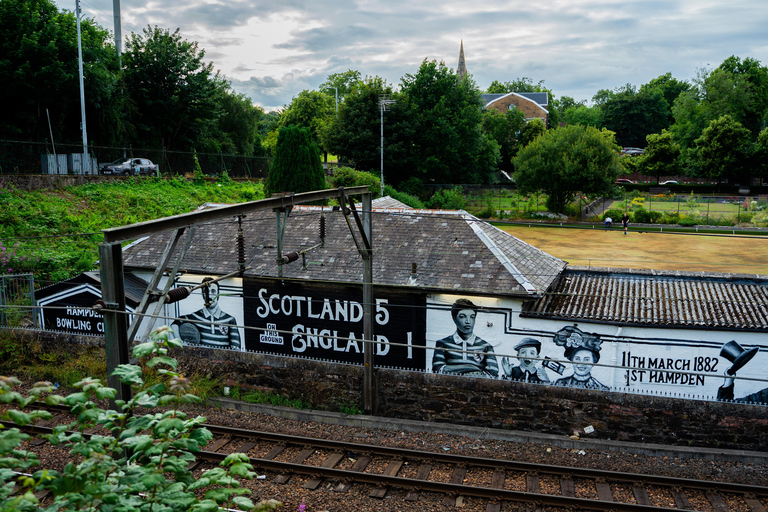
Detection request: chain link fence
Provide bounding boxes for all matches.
[0,274,38,330]
[0,140,270,179]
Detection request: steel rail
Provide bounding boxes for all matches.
[202,423,768,497]
[6,408,768,511]
[196,448,693,512]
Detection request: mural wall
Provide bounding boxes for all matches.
[241,278,427,369]
[425,293,768,404]
[135,274,768,404]
[166,275,245,351]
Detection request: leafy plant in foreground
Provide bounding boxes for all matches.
[0,326,282,511]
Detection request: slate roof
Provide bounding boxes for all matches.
[36,271,148,307]
[121,207,566,297]
[523,266,768,330]
[481,92,549,108]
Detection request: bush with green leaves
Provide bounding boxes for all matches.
[0,326,281,512]
[632,208,663,224]
[329,166,381,197]
[426,187,467,210]
[382,185,425,209]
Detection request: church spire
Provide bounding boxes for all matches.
[457,39,467,79]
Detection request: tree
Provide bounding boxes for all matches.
[212,88,265,156]
[672,58,768,149]
[695,115,752,184]
[123,26,224,151]
[322,76,394,172]
[641,129,681,183]
[513,125,622,214]
[0,0,122,144]
[480,107,526,172]
[319,69,362,104]
[639,72,691,126]
[271,90,334,154]
[266,125,325,195]
[518,118,547,148]
[718,56,768,136]
[563,105,603,127]
[755,128,768,181]
[390,59,499,186]
[600,84,669,148]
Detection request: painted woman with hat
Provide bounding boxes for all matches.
[716,340,765,404]
[501,338,550,383]
[552,325,609,391]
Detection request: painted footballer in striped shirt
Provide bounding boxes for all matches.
[172,277,242,350]
[431,298,499,378]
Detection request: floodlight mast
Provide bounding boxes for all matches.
[379,95,395,197]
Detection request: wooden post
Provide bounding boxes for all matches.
[99,242,132,406]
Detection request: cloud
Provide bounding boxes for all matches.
[62,0,768,110]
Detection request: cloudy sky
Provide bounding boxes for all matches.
[57,0,768,112]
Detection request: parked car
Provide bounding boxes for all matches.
[99,158,158,176]
[615,179,636,185]
[621,147,644,156]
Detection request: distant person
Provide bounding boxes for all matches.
[501,338,550,383]
[621,213,630,235]
[172,277,242,350]
[432,298,499,378]
[604,216,612,231]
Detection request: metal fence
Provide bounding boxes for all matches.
[609,193,768,226]
[0,140,270,179]
[0,274,38,330]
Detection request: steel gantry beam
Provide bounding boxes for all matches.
[99,187,374,408]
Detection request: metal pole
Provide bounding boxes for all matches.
[361,192,375,414]
[380,103,384,197]
[112,0,122,64]
[76,0,88,156]
[99,242,131,406]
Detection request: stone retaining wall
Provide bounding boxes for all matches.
[5,329,764,450]
[175,346,768,451]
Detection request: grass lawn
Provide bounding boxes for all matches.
[498,225,768,274]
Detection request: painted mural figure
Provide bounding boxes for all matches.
[501,338,550,383]
[553,325,609,391]
[432,298,499,377]
[716,340,765,404]
[172,277,242,350]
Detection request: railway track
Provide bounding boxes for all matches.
[4,406,768,512]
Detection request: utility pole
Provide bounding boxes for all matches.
[76,0,88,156]
[327,87,338,112]
[113,0,122,64]
[379,95,395,197]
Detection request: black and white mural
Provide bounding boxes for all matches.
[241,279,427,369]
[144,275,768,404]
[425,293,768,403]
[168,275,244,351]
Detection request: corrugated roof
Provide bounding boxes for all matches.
[524,267,768,330]
[121,207,566,297]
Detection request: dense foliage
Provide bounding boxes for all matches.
[0,326,282,511]
[513,125,622,213]
[0,177,264,283]
[389,59,500,186]
[0,0,265,155]
[266,126,324,196]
